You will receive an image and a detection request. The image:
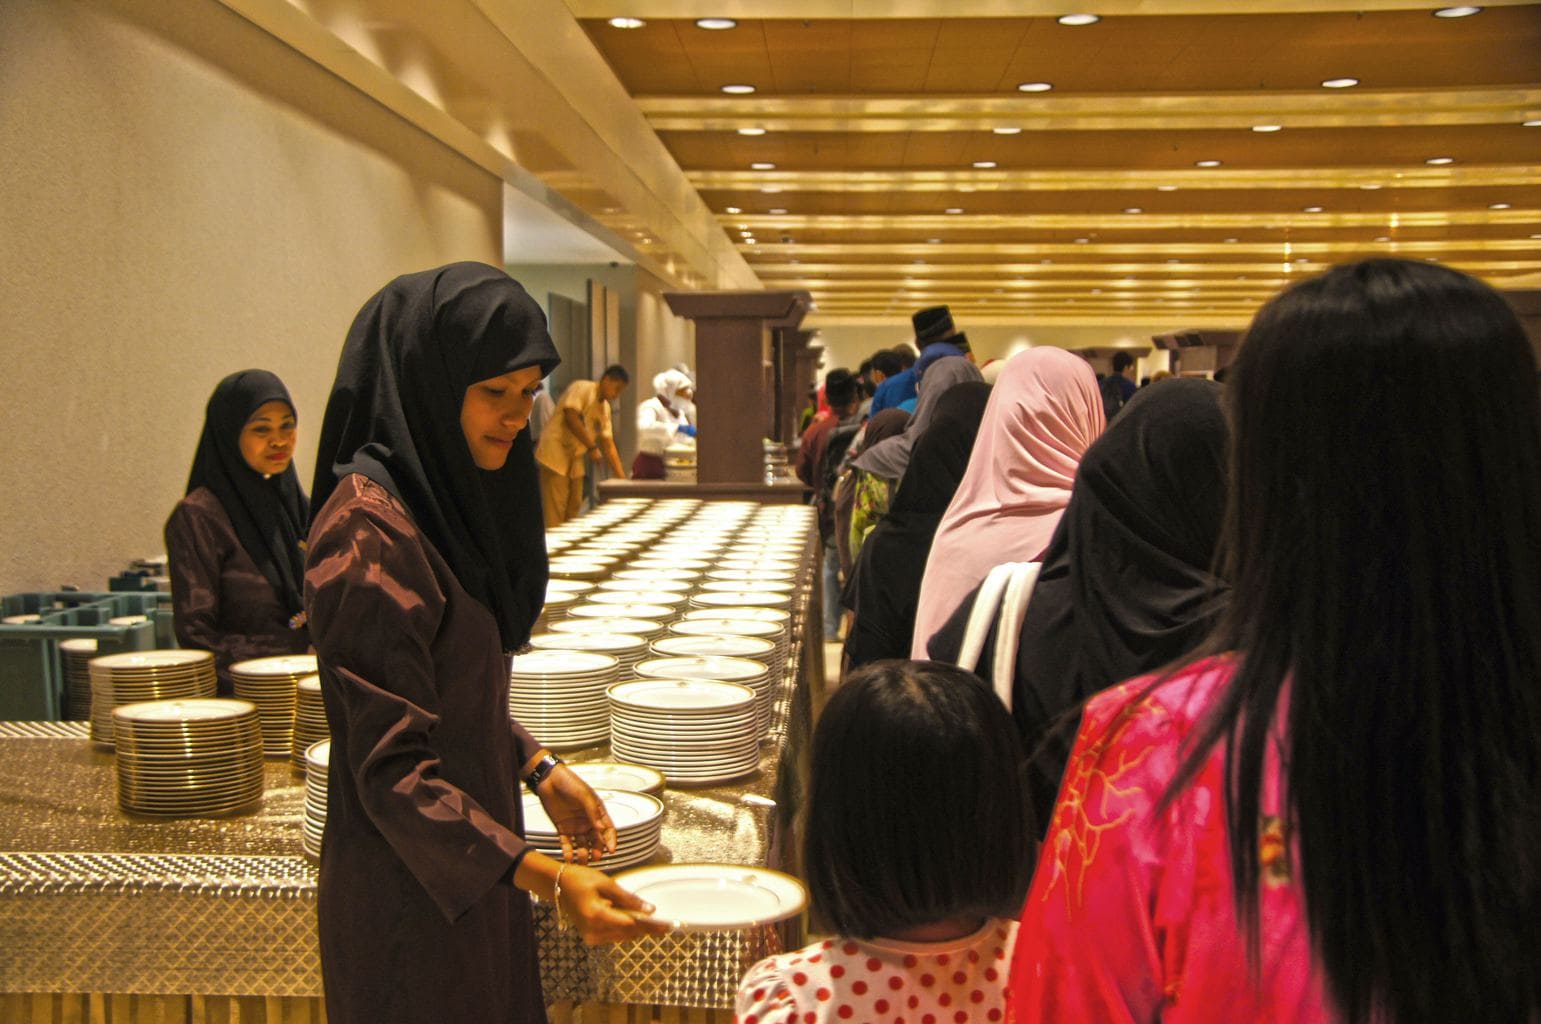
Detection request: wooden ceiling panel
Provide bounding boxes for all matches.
[577,6,1541,323]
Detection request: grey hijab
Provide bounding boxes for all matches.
[851,356,985,480]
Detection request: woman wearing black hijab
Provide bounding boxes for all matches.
[928,378,1229,826]
[305,263,663,1024]
[841,381,992,669]
[165,369,310,694]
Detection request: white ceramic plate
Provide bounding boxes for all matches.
[634,656,768,684]
[608,679,756,713]
[616,864,806,931]
[567,761,665,795]
[230,655,318,677]
[510,650,619,676]
[112,698,257,724]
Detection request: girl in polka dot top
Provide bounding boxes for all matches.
[735,660,1035,1024]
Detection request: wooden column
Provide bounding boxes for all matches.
[664,290,810,484]
[774,328,816,444]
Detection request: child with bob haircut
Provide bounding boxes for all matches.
[735,660,1034,1024]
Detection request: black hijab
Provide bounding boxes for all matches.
[310,263,560,652]
[841,382,992,667]
[186,369,309,616]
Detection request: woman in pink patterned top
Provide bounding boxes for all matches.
[1008,259,1541,1023]
[737,660,1035,1024]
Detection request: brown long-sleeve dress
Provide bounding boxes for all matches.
[305,474,545,1024]
[164,486,310,694]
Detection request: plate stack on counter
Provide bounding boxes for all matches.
[290,675,329,774]
[568,602,676,626]
[230,655,318,758]
[607,678,761,785]
[302,739,330,860]
[59,638,97,721]
[568,760,665,796]
[634,655,775,734]
[668,615,788,682]
[508,649,621,751]
[521,788,664,871]
[112,697,265,817]
[551,615,669,644]
[528,631,649,678]
[89,650,218,746]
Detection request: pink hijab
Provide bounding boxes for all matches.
[910,347,1104,657]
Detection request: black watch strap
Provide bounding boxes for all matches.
[525,753,563,788]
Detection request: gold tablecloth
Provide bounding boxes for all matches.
[0,515,820,1017]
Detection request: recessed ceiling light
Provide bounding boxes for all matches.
[1321,77,1360,89]
[1531,233,1541,239]
[1196,159,1223,168]
[724,206,741,214]
[696,18,737,29]
[751,162,776,170]
[1525,119,1541,127]
[1303,206,1324,213]
[1090,287,1103,294]
[1375,236,1391,242]
[761,185,783,193]
[737,127,767,136]
[1058,14,1101,26]
[720,84,756,95]
[1433,6,1482,17]
[945,207,964,214]
[608,16,645,28]
[769,207,788,214]
[1167,258,1182,264]
[1040,259,1052,265]
[1017,82,1054,93]
[1074,237,1091,243]
[973,160,998,169]
[992,126,1023,135]
[1359,184,1383,190]
[1156,185,1179,192]
[1490,202,1512,209]
[1425,156,1455,165]
[1252,124,1283,133]
[1123,207,1142,214]
[1224,237,1239,243]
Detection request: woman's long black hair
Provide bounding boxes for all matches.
[1167,258,1541,1023]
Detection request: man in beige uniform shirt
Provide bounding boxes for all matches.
[535,364,629,526]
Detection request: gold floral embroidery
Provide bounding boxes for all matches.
[1259,815,1291,886]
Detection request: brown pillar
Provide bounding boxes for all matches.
[774,328,815,444]
[664,290,810,484]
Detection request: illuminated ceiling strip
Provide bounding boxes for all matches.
[750,257,1538,273]
[640,88,1541,132]
[740,239,1541,257]
[688,166,1541,192]
[723,210,1541,231]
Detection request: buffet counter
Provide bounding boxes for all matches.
[0,503,820,1024]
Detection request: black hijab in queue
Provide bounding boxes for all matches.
[841,381,992,668]
[186,369,309,616]
[310,263,561,652]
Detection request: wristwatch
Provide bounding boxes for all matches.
[524,752,563,788]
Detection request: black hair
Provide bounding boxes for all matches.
[1111,351,1135,373]
[857,357,873,378]
[871,349,904,378]
[803,660,1035,939]
[600,363,629,384]
[1167,258,1541,1023]
[893,345,918,369]
[823,368,859,409]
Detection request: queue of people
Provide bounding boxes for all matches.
[159,257,1539,1024]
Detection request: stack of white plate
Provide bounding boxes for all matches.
[521,788,664,871]
[610,568,701,588]
[596,578,693,597]
[547,578,595,597]
[551,616,669,643]
[586,589,689,610]
[89,650,218,745]
[667,617,787,681]
[290,675,329,774]
[509,649,621,750]
[59,638,97,721]
[634,655,774,734]
[568,760,665,796]
[529,631,649,676]
[608,678,760,785]
[629,556,712,573]
[569,602,677,624]
[696,579,795,597]
[112,697,264,817]
[715,558,800,576]
[705,568,796,584]
[303,739,330,860]
[230,655,318,758]
[690,589,792,611]
[547,558,609,581]
[533,590,581,632]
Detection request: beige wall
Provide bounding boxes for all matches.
[0,0,501,593]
